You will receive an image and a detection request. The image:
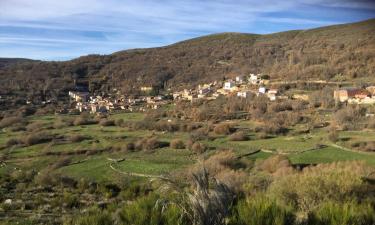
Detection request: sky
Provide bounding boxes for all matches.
[0,0,374,60]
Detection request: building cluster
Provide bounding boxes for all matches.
[172,73,281,102]
[67,75,375,114]
[68,90,168,114]
[334,86,375,104]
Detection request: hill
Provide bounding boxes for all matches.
[0,58,37,69]
[0,19,374,99]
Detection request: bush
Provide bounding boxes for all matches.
[53,117,73,129]
[269,161,373,213]
[68,135,89,143]
[214,123,234,135]
[229,131,248,141]
[191,142,207,154]
[190,127,209,141]
[99,119,115,126]
[26,122,44,132]
[0,116,23,128]
[328,128,339,142]
[230,195,295,225]
[135,137,164,151]
[256,132,269,139]
[307,201,375,225]
[21,132,53,146]
[262,122,288,135]
[115,118,125,127]
[63,192,80,209]
[6,138,21,147]
[64,208,113,225]
[170,139,185,149]
[117,194,183,225]
[73,116,97,126]
[258,155,293,175]
[122,142,136,152]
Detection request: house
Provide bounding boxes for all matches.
[292,94,309,101]
[235,75,244,84]
[268,89,278,95]
[258,87,266,94]
[198,87,211,95]
[224,81,236,90]
[237,91,252,98]
[69,91,89,102]
[334,88,370,102]
[268,94,276,101]
[140,86,154,92]
[90,104,108,114]
[249,74,259,84]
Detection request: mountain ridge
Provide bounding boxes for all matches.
[0,18,374,98]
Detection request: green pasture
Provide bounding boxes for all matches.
[1,111,375,182]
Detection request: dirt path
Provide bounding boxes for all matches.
[330,143,375,155]
[107,159,171,181]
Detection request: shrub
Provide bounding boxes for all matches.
[64,208,113,225]
[269,161,373,213]
[364,141,375,152]
[230,195,295,225]
[256,132,269,139]
[190,127,209,141]
[259,155,293,174]
[135,137,164,151]
[50,157,72,170]
[21,132,53,146]
[328,128,339,142]
[63,192,80,209]
[117,194,183,225]
[53,117,73,129]
[229,131,248,141]
[115,118,124,127]
[6,138,21,147]
[99,119,115,126]
[122,142,136,152]
[307,201,375,225]
[262,122,288,135]
[170,139,185,149]
[214,123,234,135]
[26,122,44,132]
[191,142,207,154]
[68,134,89,143]
[334,106,364,129]
[73,116,97,126]
[0,116,23,129]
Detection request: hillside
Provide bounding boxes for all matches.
[0,19,374,98]
[0,58,36,69]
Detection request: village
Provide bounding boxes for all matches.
[67,73,375,115]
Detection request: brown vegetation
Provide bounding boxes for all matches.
[228,131,248,141]
[170,139,185,149]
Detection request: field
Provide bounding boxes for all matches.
[1,110,374,184]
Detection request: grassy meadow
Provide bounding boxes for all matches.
[1,110,374,183]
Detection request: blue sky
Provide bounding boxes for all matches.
[0,0,374,60]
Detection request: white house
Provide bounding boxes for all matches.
[258,87,266,94]
[69,91,89,102]
[235,75,244,84]
[237,91,252,98]
[249,74,259,84]
[268,94,276,101]
[268,89,278,95]
[224,81,236,90]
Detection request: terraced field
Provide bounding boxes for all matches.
[1,110,374,184]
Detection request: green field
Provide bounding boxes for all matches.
[1,111,374,182]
